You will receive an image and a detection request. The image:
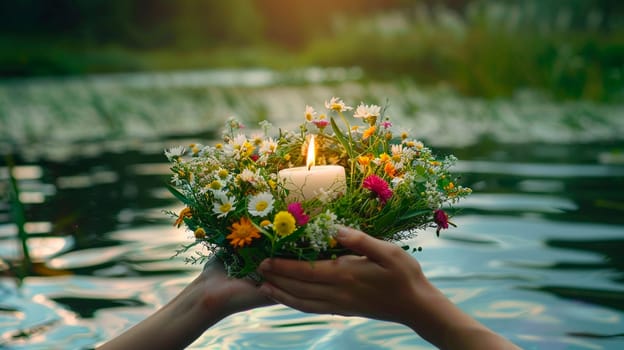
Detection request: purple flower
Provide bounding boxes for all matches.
[362,174,393,204]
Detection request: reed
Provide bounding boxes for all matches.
[5,155,31,282]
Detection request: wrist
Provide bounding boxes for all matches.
[402,277,459,345]
[403,278,502,349]
[184,272,230,323]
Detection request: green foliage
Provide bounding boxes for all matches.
[1,0,622,101]
[299,2,624,101]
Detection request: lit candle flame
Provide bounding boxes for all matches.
[306,135,315,170]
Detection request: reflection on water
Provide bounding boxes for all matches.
[1,73,624,349]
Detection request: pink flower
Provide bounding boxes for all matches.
[312,120,330,129]
[287,202,309,226]
[381,121,392,129]
[434,209,449,236]
[362,174,393,204]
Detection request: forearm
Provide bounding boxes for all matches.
[404,279,519,350]
[98,275,221,350]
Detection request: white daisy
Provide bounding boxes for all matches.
[250,131,265,146]
[391,144,404,157]
[238,168,259,184]
[324,97,352,112]
[164,146,186,161]
[259,138,278,155]
[304,105,317,121]
[212,192,236,218]
[229,134,247,148]
[247,192,274,217]
[353,103,381,119]
[207,178,225,192]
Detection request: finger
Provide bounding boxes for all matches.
[259,258,337,284]
[259,282,335,315]
[262,270,335,300]
[336,226,405,267]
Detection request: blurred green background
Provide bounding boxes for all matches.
[2,0,623,101]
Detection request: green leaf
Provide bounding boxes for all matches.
[416,165,426,176]
[399,209,431,221]
[330,117,353,157]
[167,185,193,206]
[236,247,265,277]
[273,227,306,252]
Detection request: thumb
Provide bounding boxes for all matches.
[336,226,399,266]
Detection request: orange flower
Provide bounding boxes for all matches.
[379,153,390,163]
[363,126,376,140]
[357,155,371,167]
[174,207,192,227]
[444,182,455,191]
[227,217,261,248]
[384,162,397,178]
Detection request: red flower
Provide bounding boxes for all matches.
[362,174,393,204]
[434,209,449,236]
[250,154,259,162]
[287,202,309,226]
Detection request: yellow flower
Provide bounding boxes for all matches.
[273,211,296,237]
[194,227,206,239]
[363,126,376,140]
[215,143,223,150]
[284,154,291,161]
[401,132,408,140]
[260,219,271,227]
[241,141,255,158]
[218,169,229,179]
[227,217,261,248]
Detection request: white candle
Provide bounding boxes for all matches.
[278,135,346,202]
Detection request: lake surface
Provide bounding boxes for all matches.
[1,70,624,349]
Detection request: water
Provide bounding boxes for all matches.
[1,70,624,349]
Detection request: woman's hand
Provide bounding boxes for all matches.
[99,258,273,350]
[258,226,426,324]
[198,259,273,318]
[258,226,520,350]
